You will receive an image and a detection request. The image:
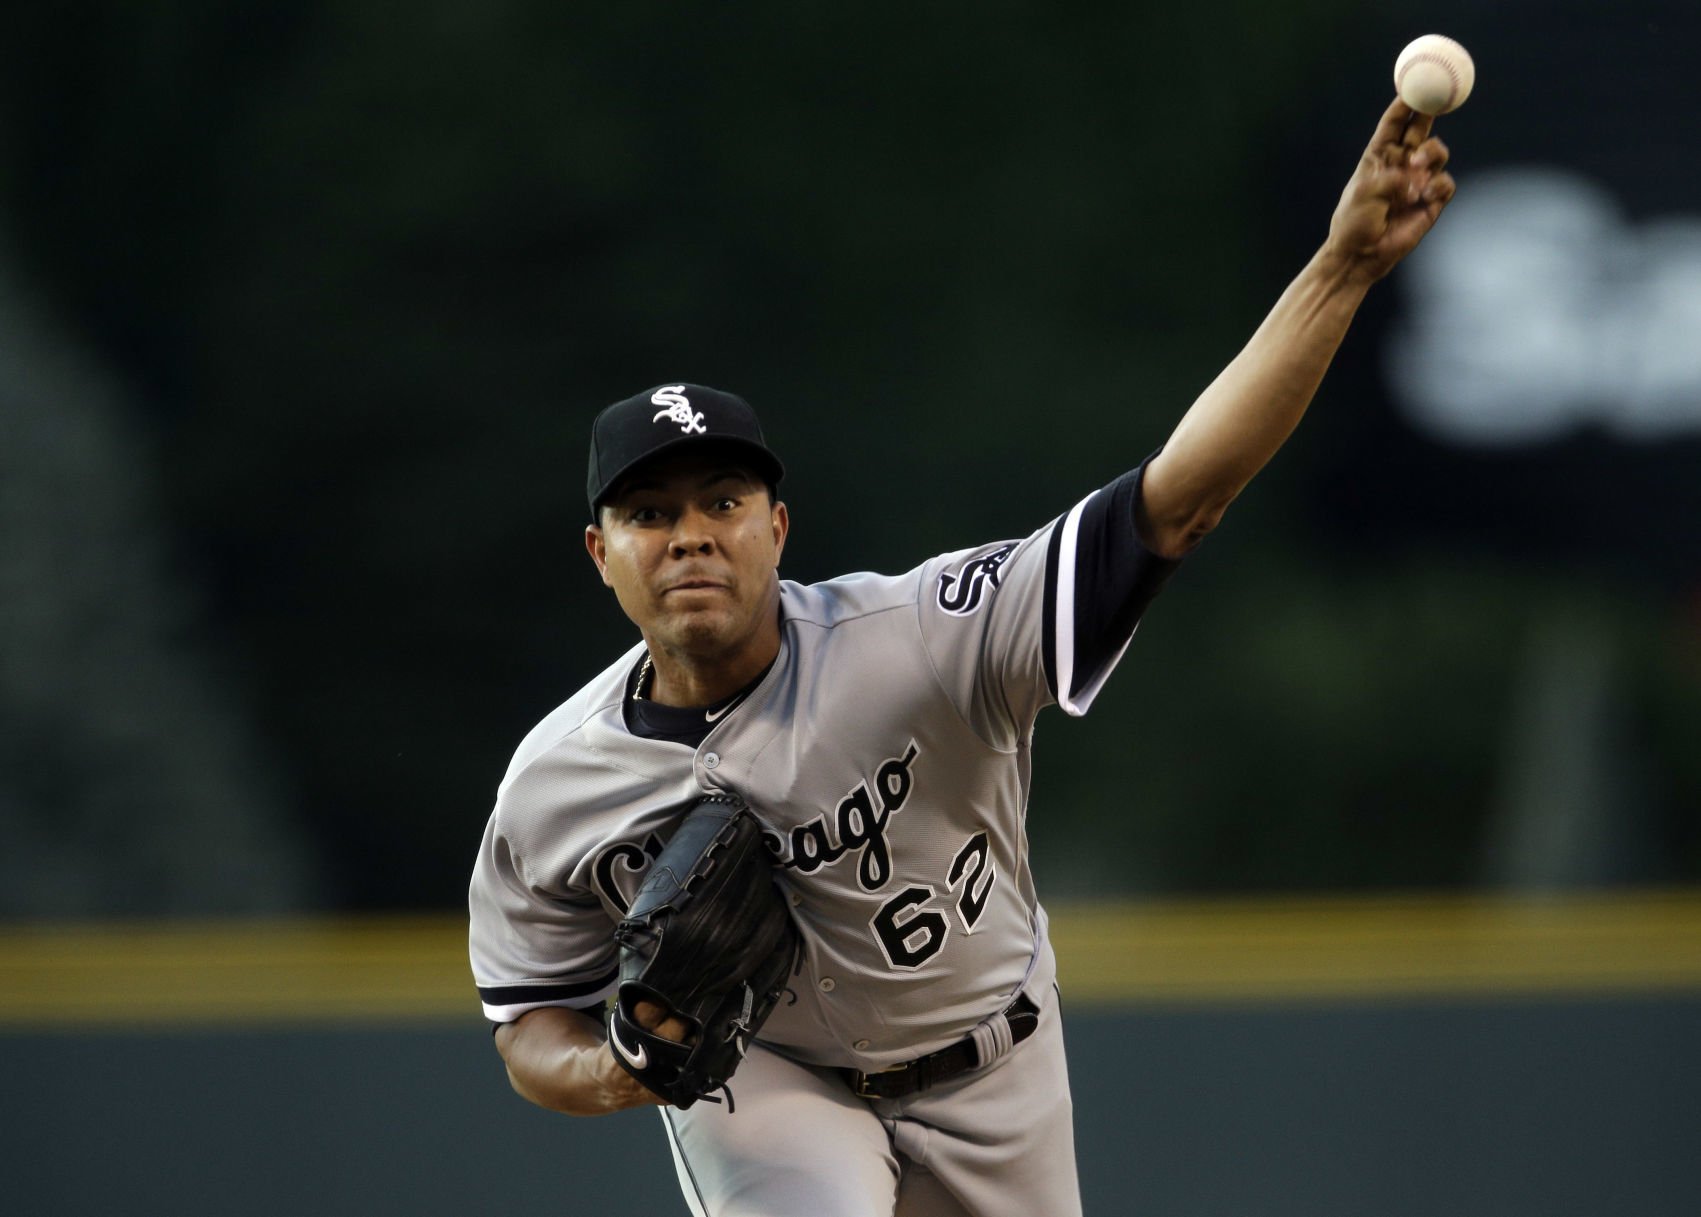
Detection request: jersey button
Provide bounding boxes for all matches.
[818,977,836,992]
[789,892,802,907]
[854,1039,871,1051]
[703,752,720,769]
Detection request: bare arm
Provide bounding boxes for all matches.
[494,999,694,1116]
[494,1006,666,1116]
[1138,99,1456,558]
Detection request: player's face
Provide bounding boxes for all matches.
[586,453,789,672]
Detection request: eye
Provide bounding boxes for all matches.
[713,496,739,512]
[628,505,664,524]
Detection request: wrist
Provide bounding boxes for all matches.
[592,1040,662,1113]
[1319,226,1401,297]
[1309,241,1379,296]
[1288,245,1378,326]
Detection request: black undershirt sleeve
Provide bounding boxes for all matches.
[1058,456,1182,702]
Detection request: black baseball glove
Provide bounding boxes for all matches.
[608,793,799,1110]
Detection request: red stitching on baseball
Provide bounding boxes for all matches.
[1398,52,1461,108]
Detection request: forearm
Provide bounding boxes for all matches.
[1140,246,1368,556]
[1138,99,1457,557]
[494,1005,661,1116]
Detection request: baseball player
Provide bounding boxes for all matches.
[469,99,1455,1215]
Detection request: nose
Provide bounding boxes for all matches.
[668,506,716,557]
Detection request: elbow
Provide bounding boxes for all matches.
[1138,453,1245,558]
[1137,463,1235,559]
[494,1020,554,1111]
[504,1055,575,1114]
[1147,502,1226,560]
[505,1062,551,1110]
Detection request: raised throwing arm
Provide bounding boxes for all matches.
[1137,99,1456,559]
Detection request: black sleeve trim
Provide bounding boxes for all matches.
[1063,456,1181,700]
[477,970,618,1007]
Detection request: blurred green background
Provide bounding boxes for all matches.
[4,2,1700,1214]
[2,0,1694,917]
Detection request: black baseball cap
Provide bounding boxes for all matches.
[586,383,785,516]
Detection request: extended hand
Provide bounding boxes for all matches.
[1325,98,1456,285]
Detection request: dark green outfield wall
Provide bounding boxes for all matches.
[5,997,1697,1217]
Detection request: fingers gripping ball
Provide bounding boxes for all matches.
[1395,34,1475,115]
[609,794,800,1109]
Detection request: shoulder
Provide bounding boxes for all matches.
[779,529,1056,631]
[486,643,669,872]
[777,568,923,628]
[496,644,642,799]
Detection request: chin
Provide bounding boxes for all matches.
[657,612,740,657]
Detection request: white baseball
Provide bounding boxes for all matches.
[1394,34,1475,115]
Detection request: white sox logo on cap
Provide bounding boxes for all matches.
[588,382,784,515]
[651,385,706,435]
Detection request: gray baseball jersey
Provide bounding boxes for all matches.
[469,462,1183,1211]
[469,460,1176,1212]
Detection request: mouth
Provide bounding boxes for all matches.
[663,580,728,595]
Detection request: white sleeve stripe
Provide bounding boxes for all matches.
[1054,488,1140,718]
[1054,494,1089,717]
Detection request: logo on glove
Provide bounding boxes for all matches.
[609,1015,649,1070]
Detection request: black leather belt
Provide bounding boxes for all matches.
[847,992,1040,1100]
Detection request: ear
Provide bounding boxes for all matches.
[585,524,613,587]
[770,500,789,567]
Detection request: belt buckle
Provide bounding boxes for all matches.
[851,1062,908,1099]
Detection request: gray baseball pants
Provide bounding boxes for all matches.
[660,988,1081,1216]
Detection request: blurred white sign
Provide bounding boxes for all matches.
[1384,166,1701,446]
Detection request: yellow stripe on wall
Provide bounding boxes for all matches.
[2,890,1699,1029]
[0,917,476,1028]
[1047,889,1701,1005]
